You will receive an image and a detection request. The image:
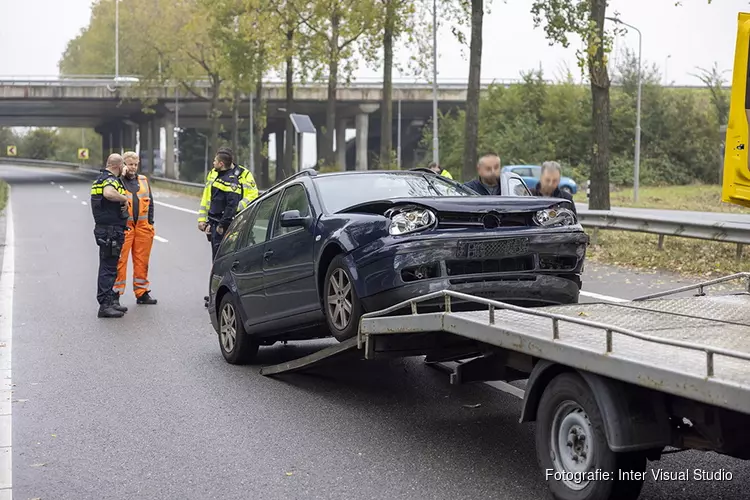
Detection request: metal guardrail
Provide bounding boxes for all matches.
[578,210,750,246]
[2,158,748,248]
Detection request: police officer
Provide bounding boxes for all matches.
[428,161,453,179]
[91,153,130,318]
[205,150,243,259]
[198,147,259,236]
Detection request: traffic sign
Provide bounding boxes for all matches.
[6,145,16,156]
[78,148,90,160]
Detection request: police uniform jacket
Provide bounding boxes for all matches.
[207,168,243,230]
[90,169,127,227]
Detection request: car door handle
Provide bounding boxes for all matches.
[263,250,274,260]
[231,260,240,270]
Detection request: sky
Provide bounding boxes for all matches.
[1,0,749,167]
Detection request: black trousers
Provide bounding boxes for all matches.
[210,223,225,259]
[94,225,125,306]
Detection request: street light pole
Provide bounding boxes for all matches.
[397,99,402,169]
[249,95,255,173]
[431,0,439,165]
[115,0,119,79]
[608,16,642,202]
[197,132,209,179]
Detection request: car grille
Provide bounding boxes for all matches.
[437,212,529,229]
[455,238,529,259]
[446,255,534,276]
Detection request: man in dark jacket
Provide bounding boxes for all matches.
[462,154,502,195]
[532,161,577,214]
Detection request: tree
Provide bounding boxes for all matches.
[692,63,730,128]
[463,0,484,181]
[375,0,431,169]
[531,0,617,210]
[20,129,59,160]
[299,0,379,168]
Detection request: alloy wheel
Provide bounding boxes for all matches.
[220,302,237,353]
[327,269,353,330]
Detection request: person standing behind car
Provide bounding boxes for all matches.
[206,150,243,259]
[463,154,502,195]
[532,161,577,214]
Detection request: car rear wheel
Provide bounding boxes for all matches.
[218,294,259,364]
[324,255,363,342]
[536,373,647,500]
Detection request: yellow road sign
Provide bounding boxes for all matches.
[78,148,89,160]
[6,145,16,156]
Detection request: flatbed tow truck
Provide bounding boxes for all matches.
[259,12,750,500]
[259,274,750,500]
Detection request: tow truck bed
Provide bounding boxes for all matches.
[262,274,750,416]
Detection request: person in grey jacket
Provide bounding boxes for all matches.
[462,154,502,195]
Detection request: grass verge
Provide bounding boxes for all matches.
[574,184,750,214]
[586,229,749,277]
[0,180,7,213]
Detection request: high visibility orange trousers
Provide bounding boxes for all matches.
[114,222,155,298]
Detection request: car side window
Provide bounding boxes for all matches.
[509,178,531,196]
[272,184,311,238]
[216,208,254,258]
[240,193,279,249]
[514,167,533,177]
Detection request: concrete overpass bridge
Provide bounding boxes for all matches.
[0,76,508,175]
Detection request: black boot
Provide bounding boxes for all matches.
[111,293,128,313]
[98,298,124,318]
[137,292,157,305]
[204,296,209,308]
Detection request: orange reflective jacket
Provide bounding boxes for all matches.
[125,175,154,226]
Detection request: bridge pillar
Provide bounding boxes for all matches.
[275,130,285,182]
[336,118,347,170]
[138,121,149,172]
[121,123,136,153]
[164,115,176,179]
[355,105,379,171]
[101,132,112,164]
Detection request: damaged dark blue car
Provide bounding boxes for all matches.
[208,168,588,364]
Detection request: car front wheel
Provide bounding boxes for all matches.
[324,255,363,342]
[218,293,259,364]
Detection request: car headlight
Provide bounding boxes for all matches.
[534,207,577,227]
[387,206,437,235]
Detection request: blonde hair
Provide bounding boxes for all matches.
[123,151,139,162]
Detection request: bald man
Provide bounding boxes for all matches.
[463,154,502,195]
[91,154,130,318]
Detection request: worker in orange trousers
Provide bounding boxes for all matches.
[113,151,158,306]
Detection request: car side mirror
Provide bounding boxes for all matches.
[279,209,310,228]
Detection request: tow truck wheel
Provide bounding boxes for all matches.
[324,255,363,342]
[535,372,647,500]
[218,294,259,364]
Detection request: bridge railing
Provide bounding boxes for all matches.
[3,159,747,251]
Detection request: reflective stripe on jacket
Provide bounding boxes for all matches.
[198,165,259,222]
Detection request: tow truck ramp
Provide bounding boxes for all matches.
[260,273,750,416]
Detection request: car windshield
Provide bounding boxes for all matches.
[314,172,473,213]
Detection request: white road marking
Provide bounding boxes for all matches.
[0,186,15,496]
[72,195,77,199]
[81,201,88,206]
[154,200,198,214]
[154,235,168,243]
[65,190,70,194]
[580,290,629,303]
[59,185,63,189]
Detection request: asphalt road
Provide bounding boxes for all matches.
[0,164,748,500]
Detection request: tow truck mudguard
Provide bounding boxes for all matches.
[520,360,671,453]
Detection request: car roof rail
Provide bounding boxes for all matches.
[408,167,436,174]
[263,168,318,194]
